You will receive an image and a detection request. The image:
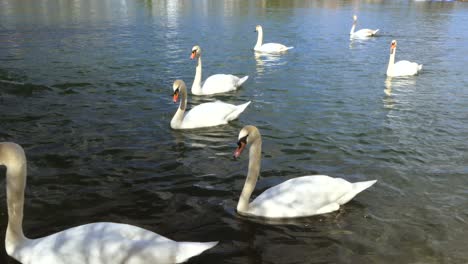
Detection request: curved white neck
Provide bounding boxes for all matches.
[387,48,396,76]
[350,21,356,35]
[1,145,30,254]
[191,56,203,94]
[170,86,187,129]
[255,29,263,49]
[237,137,262,214]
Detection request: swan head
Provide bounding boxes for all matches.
[172,79,186,103]
[0,142,25,168]
[353,15,357,21]
[390,40,397,54]
[234,125,260,159]
[255,25,262,32]
[191,45,201,59]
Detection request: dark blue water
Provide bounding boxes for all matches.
[1,0,467,263]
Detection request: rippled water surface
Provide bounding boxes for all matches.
[1,0,467,263]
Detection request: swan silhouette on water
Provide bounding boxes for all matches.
[386,40,422,77]
[190,45,249,95]
[233,126,377,219]
[0,142,218,264]
[349,15,379,39]
[171,79,250,130]
[254,25,293,53]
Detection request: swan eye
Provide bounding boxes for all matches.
[173,88,179,95]
[237,135,248,146]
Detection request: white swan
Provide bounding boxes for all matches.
[386,40,423,77]
[171,80,250,130]
[233,126,377,219]
[190,45,248,95]
[0,142,218,264]
[254,25,293,53]
[350,15,379,38]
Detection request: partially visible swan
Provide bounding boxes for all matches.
[0,142,218,264]
[171,80,250,130]
[386,40,422,77]
[254,25,293,53]
[350,15,379,38]
[233,125,377,219]
[191,45,248,95]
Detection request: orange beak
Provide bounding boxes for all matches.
[173,92,179,103]
[190,51,196,59]
[233,141,246,159]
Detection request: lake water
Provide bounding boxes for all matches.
[1,0,467,263]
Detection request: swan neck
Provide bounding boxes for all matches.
[1,146,29,250]
[170,84,187,129]
[387,48,396,75]
[350,22,356,35]
[255,29,263,49]
[237,138,262,214]
[191,56,203,94]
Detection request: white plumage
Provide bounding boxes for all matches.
[171,80,250,129]
[254,25,293,53]
[386,40,423,77]
[191,45,249,95]
[349,15,379,39]
[0,142,217,264]
[234,126,377,219]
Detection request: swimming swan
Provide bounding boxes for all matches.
[233,125,377,218]
[350,15,379,38]
[0,142,218,264]
[254,25,293,53]
[386,40,422,77]
[171,80,250,130]
[190,45,248,95]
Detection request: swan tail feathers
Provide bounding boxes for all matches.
[226,101,251,121]
[353,180,377,193]
[286,46,294,50]
[372,29,379,35]
[237,76,249,87]
[418,64,423,71]
[337,180,377,205]
[175,241,218,263]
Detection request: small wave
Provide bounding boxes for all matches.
[0,80,52,96]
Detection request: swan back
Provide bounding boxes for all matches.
[180,101,250,129]
[11,222,217,264]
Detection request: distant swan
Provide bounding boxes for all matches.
[386,40,422,77]
[191,45,248,95]
[171,80,250,129]
[233,125,377,218]
[350,15,379,38]
[254,25,293,53]
[0,142,218,264]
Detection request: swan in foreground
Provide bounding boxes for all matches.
[190,45,248,95]
[171,80,250,129]
[386,40,422,77]
[350,15,379,38]
[233,126,377,218]
[254,25,293,53]
[0,142,218,264]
